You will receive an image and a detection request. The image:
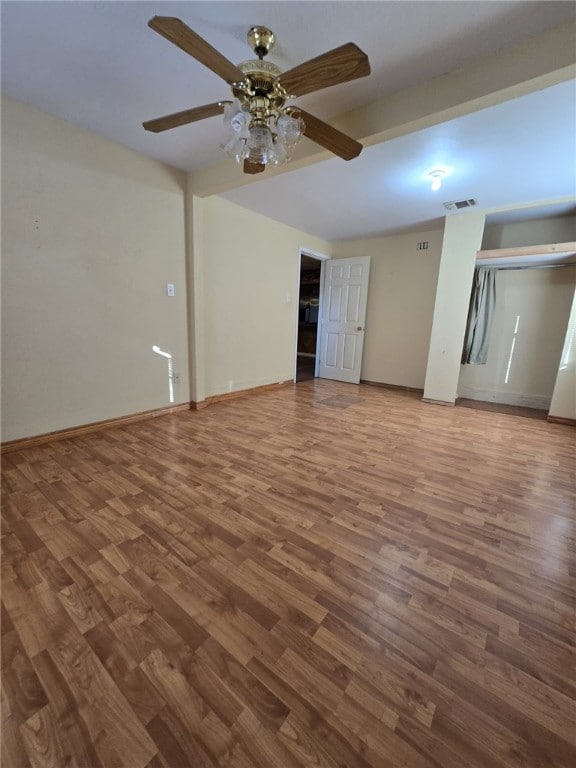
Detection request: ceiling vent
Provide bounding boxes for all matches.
[443,199,477,211]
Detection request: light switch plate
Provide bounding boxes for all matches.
[167,283,175,297]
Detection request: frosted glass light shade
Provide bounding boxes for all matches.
[276,114,305,147]
[271,134,288,165]
[244,124,275,164]
[222,134,247,163]
[221,107,305,167]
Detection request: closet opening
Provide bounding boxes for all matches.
[457,242,576,420]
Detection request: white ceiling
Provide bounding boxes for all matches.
[2,1,576,241]
[223,80,576,240]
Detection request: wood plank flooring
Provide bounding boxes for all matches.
[456,398,548,421]
[2,379,575,768]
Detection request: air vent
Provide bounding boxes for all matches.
[443,199,477,211]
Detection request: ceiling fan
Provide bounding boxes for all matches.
[143,17,371,174]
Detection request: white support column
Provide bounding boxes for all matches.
[184,182,206,405]
[423,211,486,405]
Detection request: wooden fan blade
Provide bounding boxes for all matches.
[277,43,370,97]
[297,109,363,161]
[149,16,245,84]
[143,102,229,133]
[243,159,266,174]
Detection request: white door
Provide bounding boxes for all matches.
[318,256,370,384]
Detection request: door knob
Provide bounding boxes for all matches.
[357,326,364,331]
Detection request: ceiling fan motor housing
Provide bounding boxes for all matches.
[234,60,288,117]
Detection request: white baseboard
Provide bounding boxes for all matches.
[457,387,550,410]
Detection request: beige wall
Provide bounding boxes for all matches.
[191,196,331,399]
[482,214,576,250]
[1,98,189,441]
[3,98,574,441]
[549,286,576,420]
[331,229,443,388]
[458,266,576,409]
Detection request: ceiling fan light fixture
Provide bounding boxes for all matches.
[220,100,250,161]
[144,18,370,173]
[222,100,249,134]
[244,123,276,164]
[221,134,246,163]
[271,133,288,166]
[230,112,247,133]
[276,113,305,148]
[222,109,304,166]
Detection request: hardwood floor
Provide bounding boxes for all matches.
[2,379,575,768]
[456,398,548,421]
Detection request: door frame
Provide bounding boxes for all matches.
[294,247,331,382]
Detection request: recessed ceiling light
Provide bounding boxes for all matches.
[429,169,447,191]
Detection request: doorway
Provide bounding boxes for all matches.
[296,253,323,382]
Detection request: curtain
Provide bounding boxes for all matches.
[461,267,497,364]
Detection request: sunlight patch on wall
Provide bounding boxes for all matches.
[504,314,520,385]
[152,345,174,403]
[559,312,575,371]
